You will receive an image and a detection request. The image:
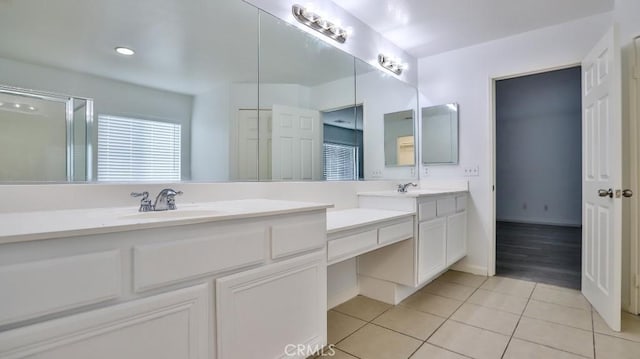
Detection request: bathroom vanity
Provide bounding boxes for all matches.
[353,189,468,303]
[0,199,330,359]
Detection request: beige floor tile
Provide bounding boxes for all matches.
[333,295,392,321]
[372,306,445,340]
[315,348,358,359]
[467,288,529,314]
[327,310,367,344]
[593,311,640,343]
[523,300,592,331]
[437,270,488,288]
[503,338,587,359]
[450,302,520,335]
[480,276,535,298]
[400,292,463,318]
[428,320,510,359]
[595,333,640,359]
[514,317,594,358]
[422,281,477,301]
[337,324,422,359]
[410,343,468,359]
[531,285,591,310]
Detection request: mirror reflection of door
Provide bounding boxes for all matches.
[396,135,415,166]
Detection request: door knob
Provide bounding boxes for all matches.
[598,188,613,198]
[623,189,634,198]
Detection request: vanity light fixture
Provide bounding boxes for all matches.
[292,4,348,43]
[115,46,135,56]
[378,53,406,75]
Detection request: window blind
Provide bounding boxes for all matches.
[323,143,358,181]
[97,115,181,181]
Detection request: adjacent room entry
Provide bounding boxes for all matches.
[496,66,582,289]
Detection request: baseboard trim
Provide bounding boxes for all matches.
[451,263,487,276]
[497,218,582,228]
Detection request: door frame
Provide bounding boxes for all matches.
[488,62,582,277]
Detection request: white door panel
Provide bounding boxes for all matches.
[237,110,271,181]
[272,105,322,181]
[582,26,622,331]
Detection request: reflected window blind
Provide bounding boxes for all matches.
[323,143,358,181]
[97,115,181,181]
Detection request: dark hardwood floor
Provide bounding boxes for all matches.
[496,221,582,289]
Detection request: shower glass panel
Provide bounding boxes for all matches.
[0,87,92,182]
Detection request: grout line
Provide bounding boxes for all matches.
[500,282,536,359]
[591,309,596,359]
[511,337,593,359]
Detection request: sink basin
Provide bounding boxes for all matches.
[119,209,222,220]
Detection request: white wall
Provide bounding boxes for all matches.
[191,83,231,181]
[417,12,613,274]
[0,57,194,180]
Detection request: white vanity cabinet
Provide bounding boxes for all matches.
[357,191,468,296]
[0,200,329,359]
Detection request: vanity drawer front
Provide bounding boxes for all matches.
[271,213,326,259]
[418,201,437,221]
[328,230,377,264]
[378,219,414,245]
[436,198,456,216]
[0,250,121,326]
[134,228,267,292]
[456,195,467,212]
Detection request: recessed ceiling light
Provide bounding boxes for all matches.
[115,47,135,56]
[14,103,21,108]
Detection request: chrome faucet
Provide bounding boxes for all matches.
[131,188,183,212]
[397,182,417,193]
[153,188,183,211]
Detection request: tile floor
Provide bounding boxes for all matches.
[322,271,640,359]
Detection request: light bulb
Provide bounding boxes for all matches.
[115,47,135,56]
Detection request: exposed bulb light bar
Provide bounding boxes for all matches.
[115,47,135,56]
[292,4,348,43]
[378,53,405,75]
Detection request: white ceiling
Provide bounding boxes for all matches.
[338,0,615,58]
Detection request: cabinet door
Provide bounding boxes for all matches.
[0,284,209,359]
[216,252,326,359]
[418,217,447,284]
[447,211,467,266]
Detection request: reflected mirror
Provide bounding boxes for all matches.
[0,0,419,183]
[421,103,459,165]
[356,59,418,179]
[254,11,356,181]
[384,110,415,167]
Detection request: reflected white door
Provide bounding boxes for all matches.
[582,26,623,331]
[271,104,322,180]
[237,109,271,181]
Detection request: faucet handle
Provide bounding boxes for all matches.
[131,191,149,199]
[131,191,153,212]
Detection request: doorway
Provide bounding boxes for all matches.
[495,66,582,289]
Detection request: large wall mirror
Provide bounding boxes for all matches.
[0,0,417,183]
[421,103,459,165]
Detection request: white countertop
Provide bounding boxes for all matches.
[357,188,468,198]
[327,208,414,234]
[0,199,332,244]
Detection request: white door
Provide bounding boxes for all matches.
[582,26,623,331]
[236,110,271,181]
[271,105,322,181]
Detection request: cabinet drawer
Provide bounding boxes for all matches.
[328,230,377,264]
[418,201,437,221]
[456,195,467,212]
[378,219,413,245]
[0,250,121,326]
[272,213,326,259]
[134,228,266,291]
[436,198,456,216]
